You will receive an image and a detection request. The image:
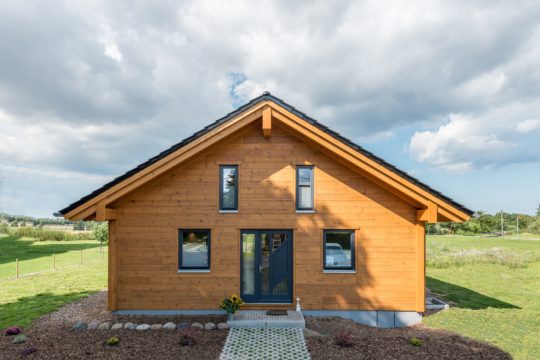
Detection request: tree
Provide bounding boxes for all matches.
[93,222,108,243]
[537,203,540,216]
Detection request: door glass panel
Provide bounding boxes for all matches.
[272,232,288,252]
[260,233,270,296]
[241,233,256,295]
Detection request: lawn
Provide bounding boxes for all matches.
[0,234,107,279]
[424,235,540,360]
[0,235,107,328]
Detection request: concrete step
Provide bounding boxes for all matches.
[227,310,305,329]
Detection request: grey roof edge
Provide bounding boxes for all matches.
[58,92,474,217]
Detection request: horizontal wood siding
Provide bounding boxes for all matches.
[111,122,420,311]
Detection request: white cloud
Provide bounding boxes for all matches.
[409,100,540,170]
[516,119,540,133]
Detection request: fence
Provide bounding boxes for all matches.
[1,247,108,281]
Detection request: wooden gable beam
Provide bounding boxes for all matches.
[416,201,438,223]
[262,106,272,137]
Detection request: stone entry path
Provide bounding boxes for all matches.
[220,328,310,360]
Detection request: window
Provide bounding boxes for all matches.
[296,165,314,210]
[323,230,355,271]
[179,229,210,270]
[220,165,238,211]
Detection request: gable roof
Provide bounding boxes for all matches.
[58,92,473,220]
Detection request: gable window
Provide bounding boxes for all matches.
[179,229,211,271]
[219,165,238,211]
[323,230,355,271]
[296,165,314,211]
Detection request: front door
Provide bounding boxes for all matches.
[240,230,293,303]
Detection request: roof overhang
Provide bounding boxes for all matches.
[60,95,472,223]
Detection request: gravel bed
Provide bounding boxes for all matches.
[305,317,511,360]
[0,291,227,359]
[1,291,511,359]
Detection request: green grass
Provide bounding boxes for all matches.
[0,234,107,279]
[0,234,107,328]
[425,235,540,360]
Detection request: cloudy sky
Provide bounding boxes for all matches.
[1,0,540,218]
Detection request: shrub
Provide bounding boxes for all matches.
[334,329,354,347]
[8,227,94,241]
[21,347,38,357]
[409,337,422,346]
[106,337,120,346]
[178,328,199,347]
[4,326,21,336]
[0,223,8,234]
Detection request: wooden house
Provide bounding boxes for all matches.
[59,93,471,328]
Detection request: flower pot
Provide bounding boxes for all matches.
[227,313,234,321]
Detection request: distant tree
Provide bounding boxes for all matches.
[93,222,108,243]
[536,203,540,216]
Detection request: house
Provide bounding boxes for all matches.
[59,92,472,328]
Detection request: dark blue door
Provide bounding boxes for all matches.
[240,230,293,303]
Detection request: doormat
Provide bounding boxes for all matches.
[266,310,288,316]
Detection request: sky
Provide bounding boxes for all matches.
[0,0,540,218]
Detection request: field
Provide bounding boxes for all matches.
[425,235,540,360]
[0,234,107,328]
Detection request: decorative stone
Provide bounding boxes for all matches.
[217,322,229,330]
[124,322,137,330]
[98,322,111,330]
[204,322,216,330]
[176,322,190,330]
[191,322,204,330]
[111,323,123,330]
[163,322,176,330]
[72,322,87,331]
[136,324,150,331]
[150,324,162,330]
[87,321,99,330]
[13,334,28,344]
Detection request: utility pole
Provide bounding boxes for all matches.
[500,210,504,237]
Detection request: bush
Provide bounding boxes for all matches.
[106,337,120,346]
[178,329,199,347]
[0,223,8,234]
[409,337,422,346]
[8,227,94,241]
[334,329,354,347]
[4,326,21,336]
[21,347,38,357]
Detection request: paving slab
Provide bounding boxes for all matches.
[220,328,310,360]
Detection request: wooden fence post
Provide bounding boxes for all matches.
[16,258,19,278]
[53,253,56,271]
[80,249,83,265]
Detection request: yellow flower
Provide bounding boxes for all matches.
[231,295,239,302]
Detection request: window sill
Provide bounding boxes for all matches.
[178,269,211,273]
[219,210,238,214]
[296,210,315,214]
[323,270,356,274]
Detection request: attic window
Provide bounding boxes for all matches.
[219,165,238,211]
[296,165,314,211]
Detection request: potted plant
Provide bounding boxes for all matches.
[219,295,244,320]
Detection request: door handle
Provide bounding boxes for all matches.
[259,264,263,273]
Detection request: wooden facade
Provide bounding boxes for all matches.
[61,95,471,314]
